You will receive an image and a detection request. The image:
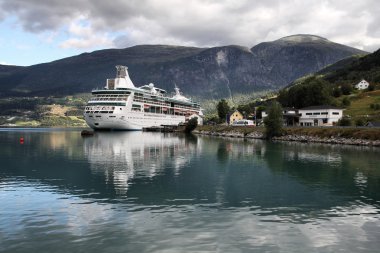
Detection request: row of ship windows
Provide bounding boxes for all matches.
[90,97,128,101]
[304,112,340,116]
[85,109,195,115]
[94,94,129,96]
[86,106,198,113]
[86,111,114,114]
[88,115,116,118]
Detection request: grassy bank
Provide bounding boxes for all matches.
[196,125,380,141]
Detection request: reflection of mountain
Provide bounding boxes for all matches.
[83,132,200,195]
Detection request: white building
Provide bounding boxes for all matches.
[355,79,369,90]
[298,105,343,126]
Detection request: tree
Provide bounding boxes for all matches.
[342,97,351,107]
[217,99,230,122]
[333,87,342,97]
[184,117,198,133]
[277,77,332,108]
[368,83,375,91]
[255,106,266,119]
[264,101,283,139]
[341,83,353,95]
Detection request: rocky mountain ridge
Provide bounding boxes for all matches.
[0,34,367,99]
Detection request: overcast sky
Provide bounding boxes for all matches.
[1,0,379,66]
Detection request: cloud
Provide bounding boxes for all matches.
[59,18,113,49]
[0,0,379,51]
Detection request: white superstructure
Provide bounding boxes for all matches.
[84,65,203,130]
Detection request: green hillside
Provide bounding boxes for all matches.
[343,90,380,122]
[278,48,380,125]
[323,48,380,85]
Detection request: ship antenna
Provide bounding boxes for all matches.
[174,83,180,95]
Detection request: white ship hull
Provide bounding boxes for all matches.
[85,111,186,130]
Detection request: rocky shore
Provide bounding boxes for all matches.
[193,129,380,147]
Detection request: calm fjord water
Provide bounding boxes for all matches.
[1,129,380,253]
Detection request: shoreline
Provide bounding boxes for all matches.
[193,127,380,147]
[1,125,379,147]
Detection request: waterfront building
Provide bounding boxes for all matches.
[262,105,343,127]
[298,105,343,126]
[228,110,244,125]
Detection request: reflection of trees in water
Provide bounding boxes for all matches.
[262,141,380,204]
[217,142,229,164]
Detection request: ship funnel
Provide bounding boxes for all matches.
[107,65,135,89]
[116,65,128,78]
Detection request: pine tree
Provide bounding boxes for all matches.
[217,99,230,123]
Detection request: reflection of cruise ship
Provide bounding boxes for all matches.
[83,132,199,194]
[84,66,203,130]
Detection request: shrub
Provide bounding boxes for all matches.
[337,116,352,126]
[184,117,198,133]
[355,118,366,126]
[65,109,83,116]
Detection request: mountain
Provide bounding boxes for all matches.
[0,34,366,99]
[0,65,24,78]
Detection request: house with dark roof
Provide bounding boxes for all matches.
[298,105,343,126]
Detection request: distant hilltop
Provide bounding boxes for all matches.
[277,34,329,43]
[0,34,367,99]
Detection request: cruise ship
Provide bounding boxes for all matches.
[84,65,203,130]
